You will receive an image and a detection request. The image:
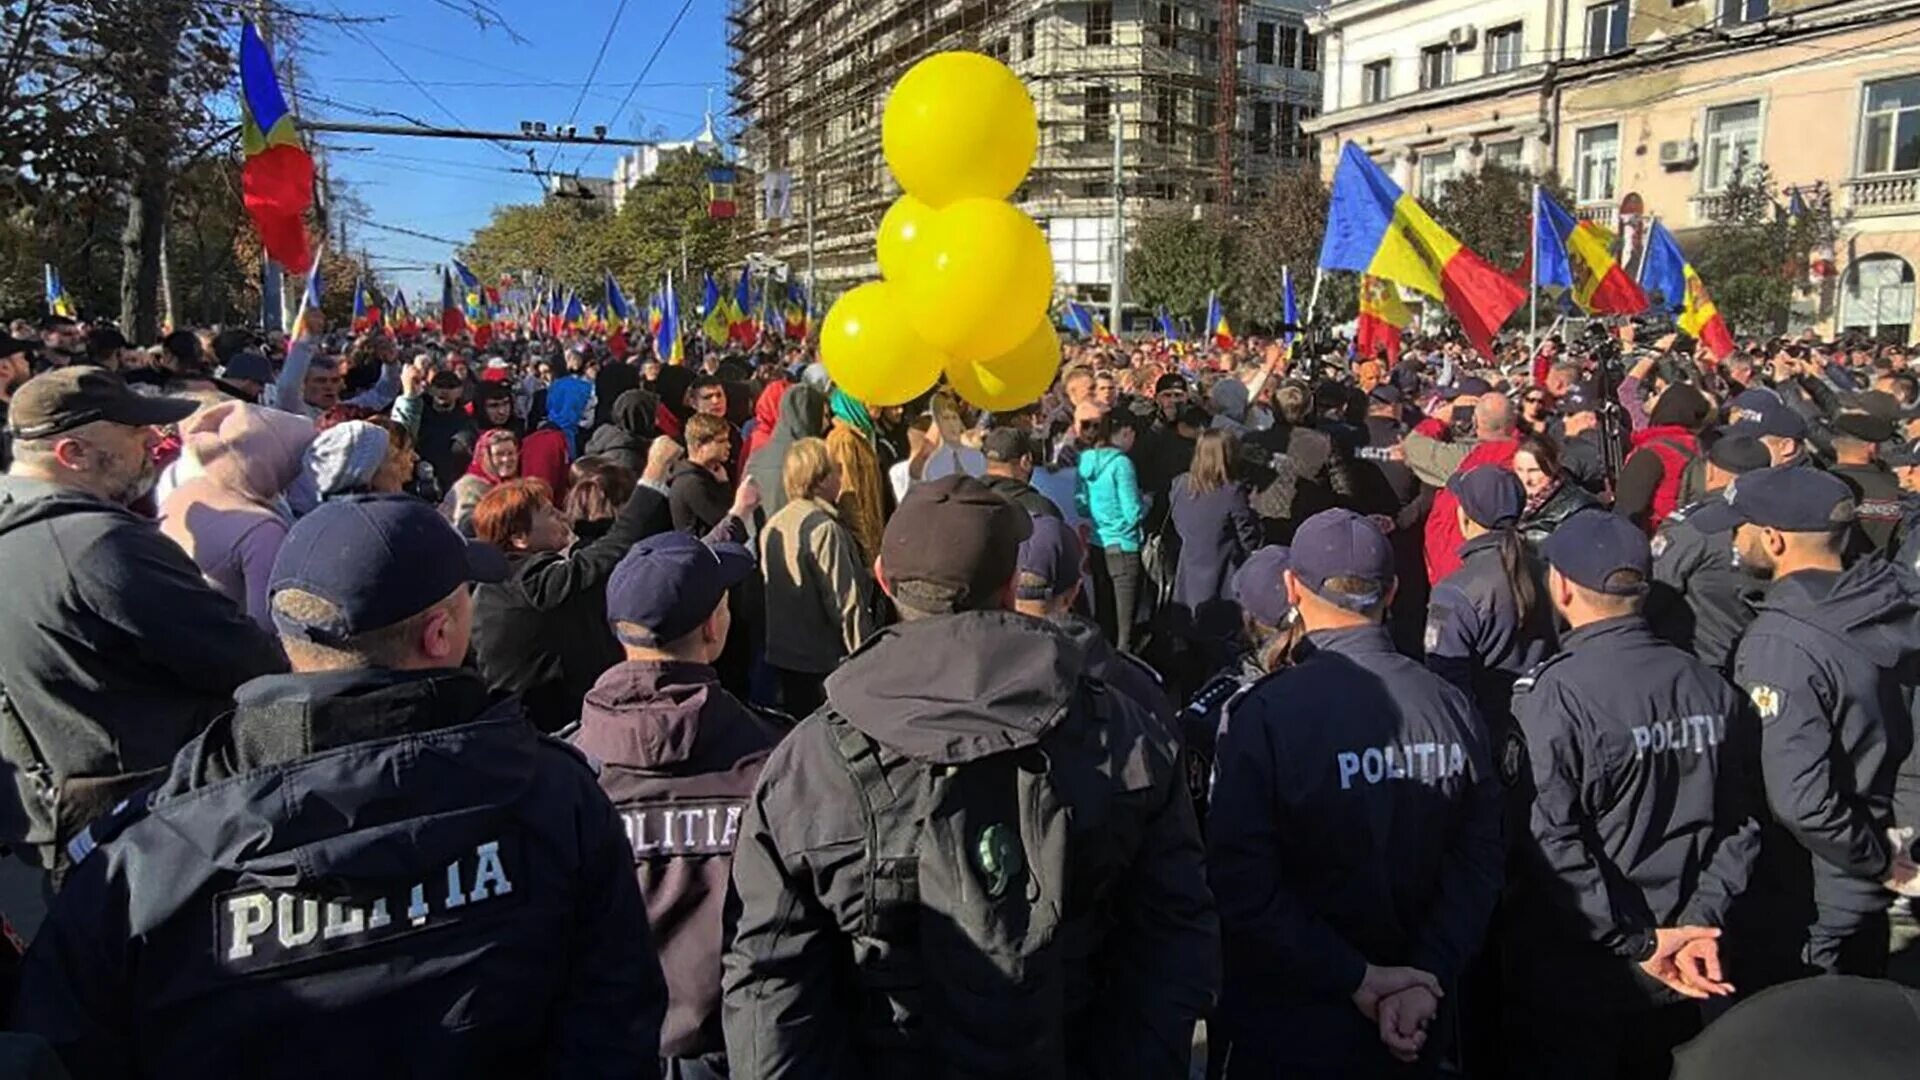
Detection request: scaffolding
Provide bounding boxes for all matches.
[727,0,1321,306]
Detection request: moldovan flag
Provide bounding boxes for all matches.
[655,275,684,364]
[239,21,314,272]
[43,265,75,318]
[702,273,729,345]
[604,271,632,330]
[1318,141,1523,360]
[1063,301,1096,339]
[1281,266,1301,348]
[1356,275,1411,364]
[440,268,468,338]
[1206,292,1235,349]
[1533,188,1647,315]
[784,282,810,340]
[1643,222,1736,361]
[1156,306,1179,344]
[352,277,383,331]
[729,269,757,347]
[391,289,417,336]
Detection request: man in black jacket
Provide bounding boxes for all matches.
[1648,434,1771,673]
[980,426,1063,520]
[723,475,1218,1079]
[1690,467,1920,986]
[1505,510,1761,1079]
[574,532,784,1080]
[1208,508,1503,1077]
[14,494,665,1078]
[0,367,287,876]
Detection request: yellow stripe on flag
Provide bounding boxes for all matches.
[1367,195,1463,302]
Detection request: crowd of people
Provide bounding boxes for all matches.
[1,303,1919,1078]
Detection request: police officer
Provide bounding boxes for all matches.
[1424,467,1557,741]
[1723,390,1810,468]
[14,495,665,1077]
[1827,411,1903,556]
[1688,467,1920,986]
[1180,544,1298,825]
[1503,510,1761,1079]
[1887,440,1920,572]
[1648,434,1771,672]
[1209,509,1504,1077]
[571,532,786,1080]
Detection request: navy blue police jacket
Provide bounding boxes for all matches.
[1508,615,1763,1008]
[1649,497,1762,674]
[13,668,666,1080]
[1729,560,1920,944]
[1424,532,1557,739]
[1208,624,1504,1073]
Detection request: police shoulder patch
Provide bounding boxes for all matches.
[1650,533,1671,560]
[1498,728,1530,789]
[65,792,153,868]
[1512,653,1570,697]
[1748,684,1785,720]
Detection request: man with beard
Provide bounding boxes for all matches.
[397,366,480,495]
[1132,373,1198,522]
[0,334,37,471]
[1688,467,1920,988]
[0,368,286,879]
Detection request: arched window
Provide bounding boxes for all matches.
[1839,253,1916,344]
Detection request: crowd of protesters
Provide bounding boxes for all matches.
[0,302,1919,1079]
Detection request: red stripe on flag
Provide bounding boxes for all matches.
[1439,249,1526,361]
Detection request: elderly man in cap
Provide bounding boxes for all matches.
[0,367,286,878]
[16,494,665,1078]
[1208,508,1503,1077]
[1648,434,1772,673]
[1502,510,1761,1080]
[724,474,1218,1080]
[572,532,784,1080]
[1688,467,1920,987]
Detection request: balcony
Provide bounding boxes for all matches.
[1575,203,1616,228]
[1845,172,1920,217]
[1690,193,1733,226]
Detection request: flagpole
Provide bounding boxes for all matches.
[290,241,325,341]
[1528,184,1540,360]
[1305,267,1324,329]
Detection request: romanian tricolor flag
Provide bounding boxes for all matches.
[563,291,585,331]
[605,271,632,330]
[239,21,314,272]
[784,282,810,341]
[701,273,729,345]
[351,276,383,332]
[1281,267,1301,349]
[647,290,665,340]
[1156,306,1179,344]
[440,268,468,339]
[1356,275,1412,364]
[655,276,684,364]
[43,264,75,318]
[1063,300,1096,339]
[1643,222,1735,361]
[547,288,567,337]
[729,269,757,348]
[1532,188,1647,316]
[1318,142,1524,360]
[391,289,418,337]
[1206,292,1235,349]
[302,260,323,310]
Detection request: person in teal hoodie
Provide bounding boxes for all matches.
[1076,412,1147,652]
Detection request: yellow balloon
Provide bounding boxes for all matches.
[882,51,1037,207]
[876,195,932,282]
[896,198,1054,363]
[819,282,946,407]
[946,318,1062,413]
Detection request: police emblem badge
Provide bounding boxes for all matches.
[1749,684,1783,720]
[1499,729,1529,789]
[1650,533,1669,559]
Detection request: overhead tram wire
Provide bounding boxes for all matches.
[542,0,633,177]
[585,0,699,174]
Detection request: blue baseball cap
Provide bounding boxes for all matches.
[1724,389,1808,440]
[1289,509,1395,612]
[1686,466,1856,535]
[605,532,755,644]
[269,494,508,643]
[1231,545,1293,626]
[1542,509,1650,595]
[1448,467,1524,529]
[1016,516,1085,601]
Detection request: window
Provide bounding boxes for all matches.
[1154,85,1179,145]
[1279,104,1301,157]
[1420,44,1454,89]
[1280,26,1299,67]
[1719,0,1769,26]
[1087,1,1114,45]
[1703,101,1761,191]
[1253,101,1274,154]
[1084,85,1112,144]
[1585,0,1628,57]
[1302,32,1318,71]
[1362,60,1392,104]
[1256,22,1276,64]
[1206,18,1221,61]
[1840,254,1917,342]
[1419,149,1460,203]
[1486,23,1523,74]
[1154,3,1177,47]
[1022,18,1036,59]
[1485,138,1525,169]
[1860,75,1920,176]
[1575,124,1619,202]
[1195,94,1217,162]
[987,37,1009,62]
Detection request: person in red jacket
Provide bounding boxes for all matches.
[1616,385,1712,534]
[1405,390,1521,584]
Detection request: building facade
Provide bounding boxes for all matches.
[727,0,1323,319]
[1307,0,1920,341]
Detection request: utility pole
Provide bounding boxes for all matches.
[1110,108,1126,335]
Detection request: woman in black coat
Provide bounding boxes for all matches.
[1168,429,1264,672]
[1514,434,1602,551]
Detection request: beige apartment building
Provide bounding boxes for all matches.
[1307,0,1920,341]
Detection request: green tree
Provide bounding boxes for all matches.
[1686,163,1834,336]
[1428,163,1575,273]
[1237,166,1357,329]
[1126,212,1236,330]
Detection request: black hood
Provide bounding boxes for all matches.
[611,388,659,438]
[824,610,1081,764]
[0,475,130,538]
[1758,559,1920,668]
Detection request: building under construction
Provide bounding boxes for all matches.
[727,0,1321,323]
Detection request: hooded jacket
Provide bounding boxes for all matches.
[571,660,783,1060]
[15,667,663,1079]
[744,384,825,520]
[743,382,789,463]
[159,402,317,626]
[1077,446,1146,552]
[0,476,286,861]
[722,611,1218,1080]
[582,388,658,474]
[1730,560,1920,963]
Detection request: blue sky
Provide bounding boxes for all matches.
[295,0,730,298]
